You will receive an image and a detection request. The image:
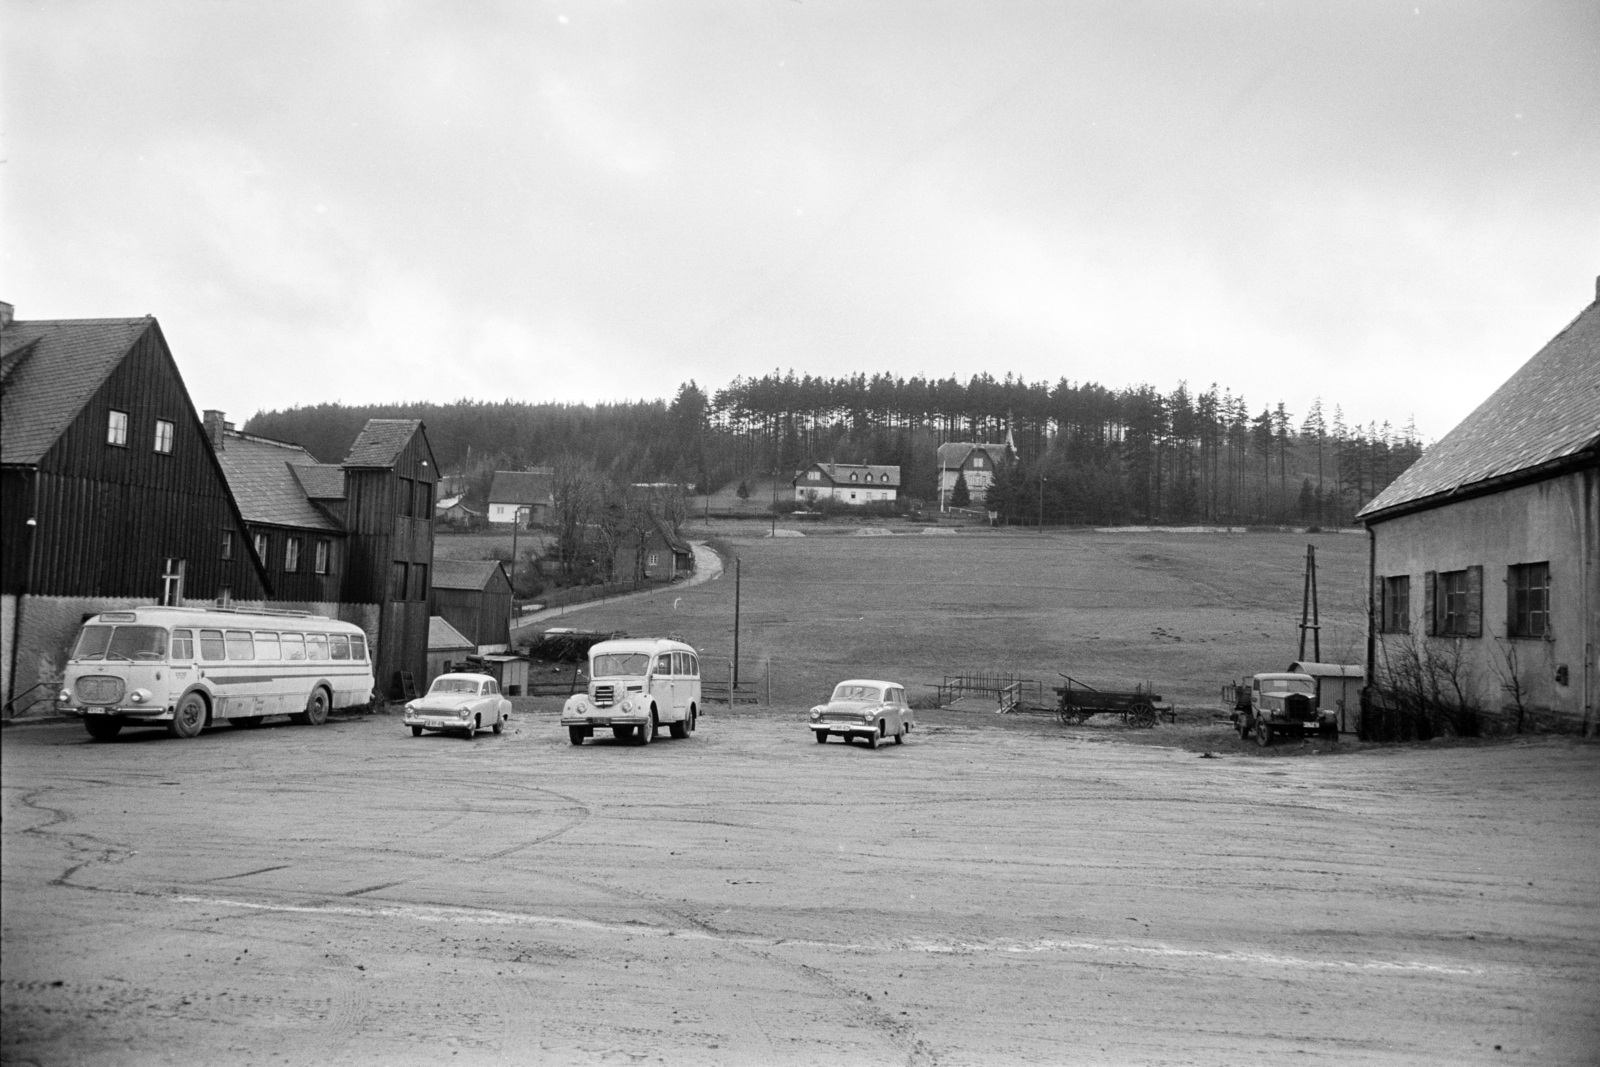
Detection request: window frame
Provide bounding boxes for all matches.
[153,419,175,454]
[220,530,234,560]
[107,410,129,447]
[1381,575,1410,634]
[285,537,302,573]
[1508,561,1551,639]
[314,539,331,575]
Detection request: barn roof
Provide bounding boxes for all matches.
[432,557,510,592]
[936,442,1011,469]
[1359,290,1600,521]
[489,468,554,505]
[215,432,342,531]
[428,615,474,651]
[0,318,152,466]
[344,418,423,468]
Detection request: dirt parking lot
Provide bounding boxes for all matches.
[3,707,1597,1066]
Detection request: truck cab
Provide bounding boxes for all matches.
[1238,672,1337,746]
[560,638,700,746]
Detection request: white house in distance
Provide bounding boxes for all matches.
[936,433,1015,509]
[793,462,901,505]
[487,468,553,526]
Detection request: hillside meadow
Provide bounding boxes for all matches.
[532,524,1370,712]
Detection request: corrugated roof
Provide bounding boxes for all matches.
[488,468,554,505]
[800,462,902,487]
[432,558,509,591]
[0,318,152,466]
[291,463,346,500]
[216,433,342,530]
[1359,295,1600,519]
[344,418,422,468]
[936,441,1011,469]
[428,615,475,651]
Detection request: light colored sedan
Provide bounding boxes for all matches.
[808,679,914,748]
[404,673,511,739]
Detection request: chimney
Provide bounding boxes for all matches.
[203,410,227,451]
[0,301,13,329]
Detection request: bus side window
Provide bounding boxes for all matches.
[200,630,226,661]
[687,654,698,677]
[254,631,282,661]
[330,635,350,660]
[282,633,306,661]
[349,635,367,661]
[225,630,254,660]
[171,629,194,661]
[307,634,329,660]
[655,654,672,676]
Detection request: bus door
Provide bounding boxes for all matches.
[649,652,678,718]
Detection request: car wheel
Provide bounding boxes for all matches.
[815,731,828,743]
[492,717,504,735]
[411,725,424,737]
[894,723,905,745]
[1255,721,1273,747]
[866,724,880,750]
[167,693,207,739]
[463,718,477,739]
[637,712,655,745]
[84,717,123,742]
[568,726,587,745]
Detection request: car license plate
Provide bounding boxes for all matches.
[590,717,611,726]
[426,719,442,729]
[830,725,853,733]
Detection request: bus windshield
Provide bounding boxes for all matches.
[592,653,651,677]
[72,625,168,662]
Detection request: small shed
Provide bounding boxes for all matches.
[1287,662,1365,734]
[427,616,474,687]
[431,558,513,652]
[475,653,531,697]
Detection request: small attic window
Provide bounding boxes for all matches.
[850,472,858,482]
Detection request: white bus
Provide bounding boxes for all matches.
[58,605,375,741]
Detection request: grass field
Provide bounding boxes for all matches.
[534,525,1371,711]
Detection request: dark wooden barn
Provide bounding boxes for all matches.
[430,558,513,652]
[1,312,268,714]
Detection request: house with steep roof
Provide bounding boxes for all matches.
[426,615,476,686]
[1,308,267,714]
[614,515,695,583]
[430,558,513,652]
[936,434,1014,509]
[488,468,553,526]
[1357,279,1599,735]
[792,462,901,506]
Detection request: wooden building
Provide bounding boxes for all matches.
[488,468,553,526]
[1358,280,1599,735]
[426,615,475,687]
[1,311,267,714]
[615,516,695,583]
[430,558,513,652]
[936,433,1015,509]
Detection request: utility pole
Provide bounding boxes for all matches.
[1038,472,1046,529]
[1298,543,1321,661]
[733,557,741,688]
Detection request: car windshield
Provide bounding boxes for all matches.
[592,653,651,677]
[71,625,168,662]
[1262,678,1315,695]
[832,684,882,703]
[430,678,480,694]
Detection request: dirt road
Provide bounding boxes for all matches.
[3,710,1596,1065]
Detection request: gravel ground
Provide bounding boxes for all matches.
[3,706,1597,1066]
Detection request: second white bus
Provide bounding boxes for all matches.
[58,605,375,741]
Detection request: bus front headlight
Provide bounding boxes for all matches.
[129,689,151,704]
[58,689,72,704]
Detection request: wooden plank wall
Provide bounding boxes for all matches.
[23,327,262,600]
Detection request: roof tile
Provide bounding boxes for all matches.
[1,319,152,465]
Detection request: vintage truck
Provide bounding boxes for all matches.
[1225,672,1338,746]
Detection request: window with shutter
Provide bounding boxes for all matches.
[1423,571,1436,636]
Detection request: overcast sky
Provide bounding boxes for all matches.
[3,1,1597,439]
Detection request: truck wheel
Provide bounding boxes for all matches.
[1255,722,1273,747]
[568,726,587,745]
[167,693,207,739]
[84,717,123,741]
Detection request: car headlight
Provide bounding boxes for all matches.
[58,689,72,704]
[405,703,417,714]
[861,711,874,721]
[809,709,821,720]
[459,708,471,719]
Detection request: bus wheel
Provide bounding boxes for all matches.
[292,687,330,726]
[669,714,689,739]
[168,694,207,739]
[84,717,123,742]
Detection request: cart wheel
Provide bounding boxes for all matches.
[1129,703,1158,729]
